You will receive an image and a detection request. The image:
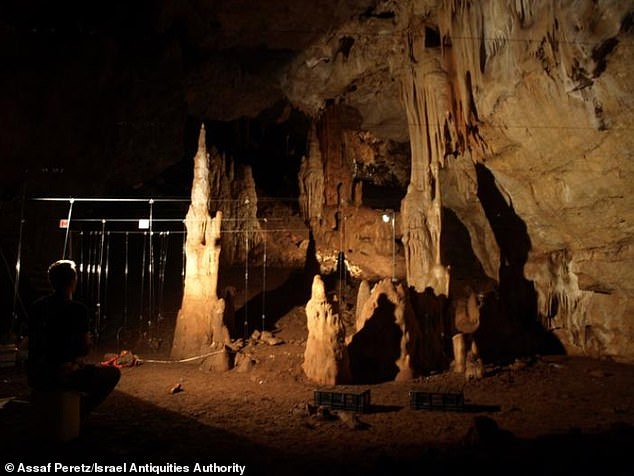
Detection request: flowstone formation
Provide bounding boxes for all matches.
[171,125,232,361]
[302,275,351,385]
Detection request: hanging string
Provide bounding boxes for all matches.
[243,212,249,340]
[147,199,154,339]
[12,187,27,324]
[86,231,96,305]
[103,230,111,332]
[157,231,169,335]
[124,231,129,331]
[139,232,147,332]
[94,219,106,343]
[77,231,84,299]
[181,227,186,291]
[62,198,75,259]
[261,226,267,331]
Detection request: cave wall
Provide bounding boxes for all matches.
[283,0,634,361]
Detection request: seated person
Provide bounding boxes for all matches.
[25,259,120,417]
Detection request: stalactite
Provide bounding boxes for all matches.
[401,33,450,295]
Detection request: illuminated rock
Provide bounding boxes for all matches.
[171,125,231,361]
[302,275,350,385]
[283,1,634,362]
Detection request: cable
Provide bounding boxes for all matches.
[141,349,228,364]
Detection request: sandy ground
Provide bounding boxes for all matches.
[1,300,634,476]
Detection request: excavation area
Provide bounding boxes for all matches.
[1,302,633,476]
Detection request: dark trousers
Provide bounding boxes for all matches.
[30,363,121,417]
[62,364,121,416]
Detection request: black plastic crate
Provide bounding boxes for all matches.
[409,391,464,411]
[314,387,371,413]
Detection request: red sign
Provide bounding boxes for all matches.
[59,219,69,229]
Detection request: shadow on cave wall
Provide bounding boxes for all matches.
[441,207,491,286]
[408,286,452,374]
[474,163,564,362]
[347,294,402,384]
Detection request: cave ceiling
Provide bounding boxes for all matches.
[0,0,390,197]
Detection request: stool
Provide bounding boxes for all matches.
[32,390,81,442]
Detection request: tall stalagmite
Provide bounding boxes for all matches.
[171,125,230,360]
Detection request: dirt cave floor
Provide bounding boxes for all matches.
[2,306,634,476]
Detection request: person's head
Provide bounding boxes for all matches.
[48,260,78,294]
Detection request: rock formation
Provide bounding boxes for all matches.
[348,278,422,382]
[451,289,484,377]
[296,111,406,280]
[171,125,231,360]
[208,147,261,265]
[302,275,350,385]
[283,1,634,362]
[6,0,634,365]
[298,123,325,225]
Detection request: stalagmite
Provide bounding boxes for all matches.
[465,340,484,381]
[451,333,466,374]
[171,125,231,361]
[355,280,371,327]
[302,275,350,385]
[298,123,324,224]
[452,333,483,380]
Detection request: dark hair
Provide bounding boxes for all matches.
[48,260,77,292]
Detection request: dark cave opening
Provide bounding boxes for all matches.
[184,102,311,201]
